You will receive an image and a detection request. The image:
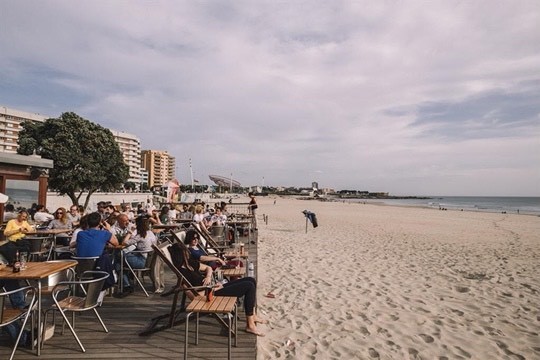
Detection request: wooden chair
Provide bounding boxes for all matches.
[140,240,237,347]
[191,223,228,256]
[0,285,37,360]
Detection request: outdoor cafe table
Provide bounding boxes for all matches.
[0,260,78,355]
[27,229,73,236]
[223,250,249,259]
[221,267,245,278]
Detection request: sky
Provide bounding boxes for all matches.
[1,1,539,196]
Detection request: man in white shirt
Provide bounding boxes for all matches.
[33,204,54,224]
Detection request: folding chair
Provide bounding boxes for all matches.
[121,249,153,297]
[139,240,237,344]
[191,223,228,256]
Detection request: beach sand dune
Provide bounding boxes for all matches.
[255,198,540,359]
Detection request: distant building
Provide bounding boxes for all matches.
[0,106,47,153]
[110,130,142,187]
[141,150,175,188]
[1,106,142,189]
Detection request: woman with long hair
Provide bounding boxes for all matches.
[119,216,157,292]
[47,207,73,237]
[170,243,266,336]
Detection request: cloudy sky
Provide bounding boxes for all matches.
[1,1,539,196]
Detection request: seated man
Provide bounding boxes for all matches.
[110,214,134,244]
[33,204,54,225]
[72,212,119,257]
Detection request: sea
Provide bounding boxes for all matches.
[346,196,540,216]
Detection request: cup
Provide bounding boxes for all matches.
[240,243,244,255]
[216,269,223,282]
[20,253,27,270]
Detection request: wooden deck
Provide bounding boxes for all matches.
[1,232,258,359]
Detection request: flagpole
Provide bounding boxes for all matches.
[190,158,194,191]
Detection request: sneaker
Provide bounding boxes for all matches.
[154,288,164,294]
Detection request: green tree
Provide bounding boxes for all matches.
[17,112,129,208]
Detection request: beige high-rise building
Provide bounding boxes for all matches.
[141,150,176,188]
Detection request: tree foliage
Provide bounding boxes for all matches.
[17,112,129,208]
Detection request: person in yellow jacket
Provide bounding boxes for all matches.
[4,210,33,242]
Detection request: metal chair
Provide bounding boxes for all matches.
[70,256,99,279]
[52,236,72,260]
[121,249,153,297]
[0,285,37,360]
[26,235,53,261]
[42,271,109,353]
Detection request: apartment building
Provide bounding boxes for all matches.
[141,150,175,188]
[0,106,47,153]
[110,130,142,187]
[1,106,142,187]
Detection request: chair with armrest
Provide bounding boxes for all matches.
[42,271,109,353]
[0,285,37,360]
[26,235,53,262]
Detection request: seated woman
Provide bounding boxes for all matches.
[169,243,266,336]
[119,215,157,292]
[184,229,226,269]
[47,207,73,240]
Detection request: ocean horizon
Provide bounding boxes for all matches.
[347,196,540,216]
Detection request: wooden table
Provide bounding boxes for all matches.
[224,251,249,259]
[0,260,78,355]
[221,267,245,278]
[185,296,237,360]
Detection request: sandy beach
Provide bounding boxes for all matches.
[254,197,540,359]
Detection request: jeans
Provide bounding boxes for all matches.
[215,277,257,316]
[120,253,146,287]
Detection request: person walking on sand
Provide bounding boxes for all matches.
[248,192,258,231]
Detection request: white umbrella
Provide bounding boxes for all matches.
[0,192,8,204]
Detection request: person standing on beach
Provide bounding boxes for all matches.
[248,192,258,230]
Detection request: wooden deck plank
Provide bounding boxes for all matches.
[0,232,259,359]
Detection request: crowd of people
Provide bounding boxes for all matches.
[0,193,264,348]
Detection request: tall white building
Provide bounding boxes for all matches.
[1,106,142,187]
[110,130,142,187]
[0,106,46,153]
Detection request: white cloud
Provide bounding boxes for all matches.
[1,0,539,195]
